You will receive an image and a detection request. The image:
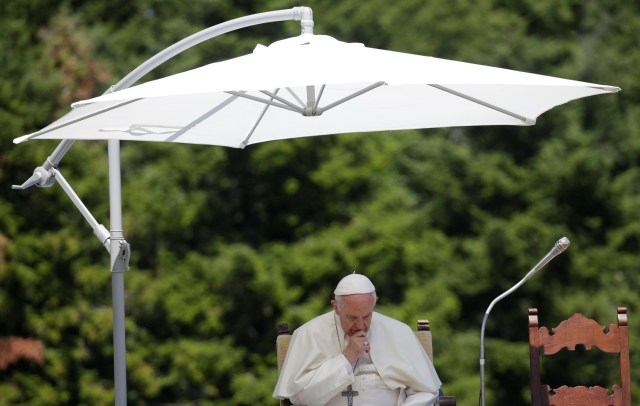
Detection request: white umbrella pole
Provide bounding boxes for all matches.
[108,139,129,406]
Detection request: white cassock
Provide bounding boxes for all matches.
[273,311,442,406]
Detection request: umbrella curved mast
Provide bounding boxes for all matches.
[13,7,314,406]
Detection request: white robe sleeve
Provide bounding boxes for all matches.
[273,313,354,406]
[402,389,438,406]
[368,313,442,405]
[288,354,354,406]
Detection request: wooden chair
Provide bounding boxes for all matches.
[276,320,456,406]
[528,307,632,406]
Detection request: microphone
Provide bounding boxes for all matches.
[478,237,570,406]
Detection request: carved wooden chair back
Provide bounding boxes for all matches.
[528,307,631,406]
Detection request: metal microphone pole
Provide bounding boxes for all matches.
[479,237,570,406]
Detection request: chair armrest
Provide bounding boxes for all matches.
[435,395,456,406]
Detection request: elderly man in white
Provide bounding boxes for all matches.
[274,273,441,406]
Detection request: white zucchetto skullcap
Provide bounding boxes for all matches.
[334,273,376,295]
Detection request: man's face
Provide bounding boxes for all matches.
[331,293,376,336]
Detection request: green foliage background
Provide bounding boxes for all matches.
[1,0,639,405]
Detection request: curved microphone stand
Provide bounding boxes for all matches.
[479,237,570,406]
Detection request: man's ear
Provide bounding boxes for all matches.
[331,299,339,313]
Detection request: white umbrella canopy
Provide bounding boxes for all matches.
[15,33,619,147]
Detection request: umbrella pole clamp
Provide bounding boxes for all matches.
[110,235,131,273]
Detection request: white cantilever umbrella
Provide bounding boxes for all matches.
[15,33,619,147]
[12,7,619,406]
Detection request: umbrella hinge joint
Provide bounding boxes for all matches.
[303,106,323,116]
[111,240,131,273]
[11,165,57,190]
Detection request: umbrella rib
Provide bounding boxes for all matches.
[321,81,386,112]
[226,91,303,113]
[99,124,183,135]
[285,87,305,108]
[429,84,535,125]
[240,88,280,148]
[260,90,305,112]
[17,99,142,143]
[163,93,240,142]
[314,84,326,111]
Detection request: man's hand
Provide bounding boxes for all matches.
[343,332,370,365]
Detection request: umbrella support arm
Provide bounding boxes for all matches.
[52,169,112,253]
[11,141,112,253]
[110,7,314,93]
